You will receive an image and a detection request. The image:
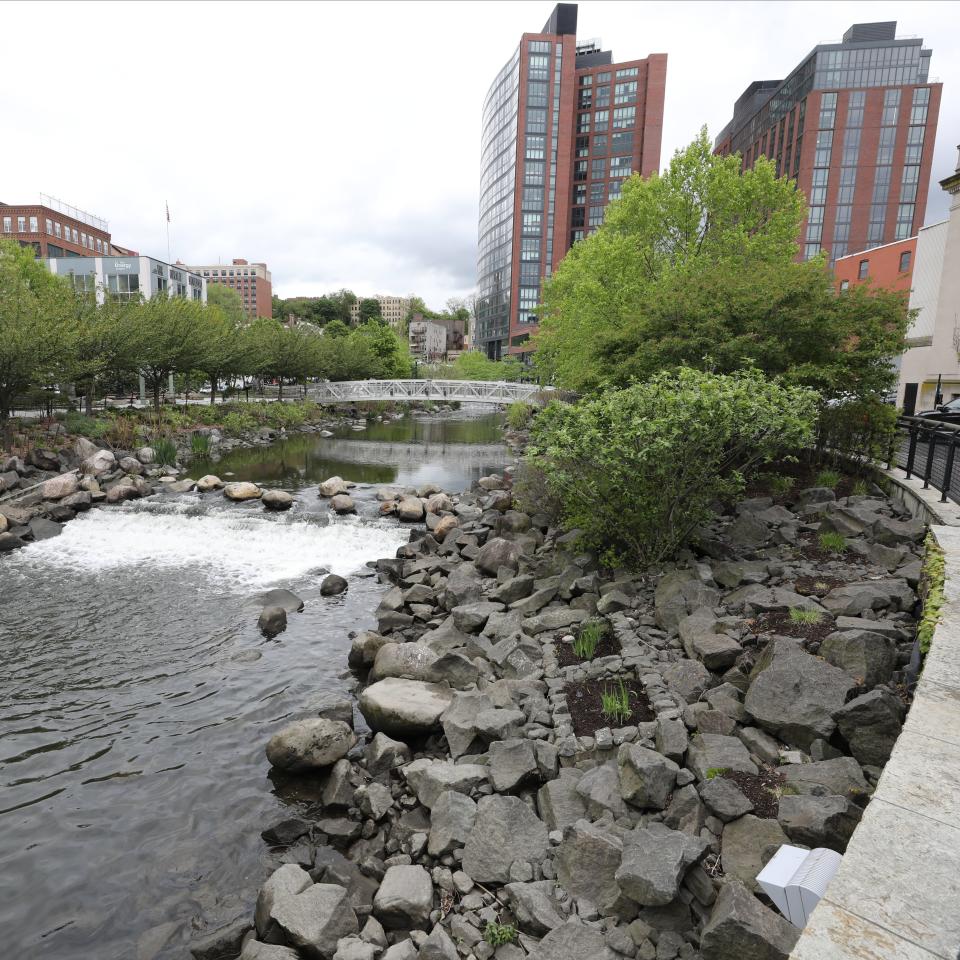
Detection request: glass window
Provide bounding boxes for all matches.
[526,134,546,159]
[616,67,638,78]
[846,90,865,127]
[17,216,26,231]
[594,109,608,132]
[528,40,550,53]
[520,237,540,260]
[610,155,632,178]
[612,106,635,129]
[572,183,586,205]
[608,181,623,201]
[579,74,592,86]
[614,81,637,104]
[526,108,547,133]
[595,85,610,108]
[72,228,78,243]
[571,207,585,227]
[577,112,591,134]
[840,280,849,291]
[804,242,821,260]
[913,87,931,105]
[45,218,53,234]
[28,216,38,232]
[590,181,605,202]
[611,131,632,154]
[858,259,869,280]
[592,134,608,155]
[573,160,588,182]
[575,135,589,158]
[596,72,611,83]
[522,185,544,206]
[524,161,545,185]
[578,87,592,110]
[528,54,550,81]
[527,81,548,108]
[2,216,9,232]
[900,250,912,272]
[588,205,605,227]
[591,157,606,179]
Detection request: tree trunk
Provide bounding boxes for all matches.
[84,381,94,417]
[153,379,161,413]
[278,379,284,401]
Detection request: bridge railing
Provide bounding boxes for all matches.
[306,379,554,405]
[890,414,960,505]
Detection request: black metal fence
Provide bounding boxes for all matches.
[890,415,960,504]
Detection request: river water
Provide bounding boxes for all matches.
[0,410,508,960]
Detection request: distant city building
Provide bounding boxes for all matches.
[349,294,413,328]
[476,2,667,360]
[833,235,916,293]
[431,316,467,357]
[897,148,960,414]
[409,318,448,362]
[1,195,113,257]
[46,255,206,305]
[716,22,942,264]
[189,258,272,318]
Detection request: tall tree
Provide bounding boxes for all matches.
[358,297,383,323]
[206,283,246,326]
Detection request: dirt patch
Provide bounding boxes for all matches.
[795,531,851,563]
[564,678,654,738]
[556,628,622,667]
[745,460,858,504]
[720,767,784,819]
[793,575,849,597]
[751,610,835,645]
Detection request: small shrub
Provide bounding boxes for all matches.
[815,469,842,489]
[851,478,870,496]
[484,922,517,946]
[105,414,138,450]
[573,621,605,660]
[506,401,533,430]
[816,397,898,464]
[526,368,819,568]
[789,607,822,625]
[221,411,257,436]
[600,678,632,724]
[818,531,848,554]
[152,437,177,466]
[190,432,211,457]
[760,472,794,495]
[705,767,728,780]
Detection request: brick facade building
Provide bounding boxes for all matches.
[189,258,272,318]
[476,2,667,360]
[716,22,941,265]
[1,196,113,258]
[833,235,917,293]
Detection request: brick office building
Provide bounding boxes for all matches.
[716,22,942,265]
[476,2,667,360]
[832,235,917,293]
[189,258,272,318]
[1,195,113,257]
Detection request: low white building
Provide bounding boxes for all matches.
[898,147,960,413]
[409,319,447,362]
[45,255,206,305]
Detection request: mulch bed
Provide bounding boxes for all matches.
[556,629,622,667]
[750,610,835,644]
[564,678,654,738]
[795,531,851,563]
[745,459,857,504]
[793,575,849,597]
[720,768,784,819]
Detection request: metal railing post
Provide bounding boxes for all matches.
[943,437,958,503]
[922,427,937,489]
[904,422,919,479]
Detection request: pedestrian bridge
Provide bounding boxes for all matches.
[307,379,552,405]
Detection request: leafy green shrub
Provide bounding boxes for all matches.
[190,432,211,457]
[573,621,606,660]
[818,531,847,554]
[526,368,819,567]
[484,923,517,946]
[816,398,898,464]
[851,478,870,496]
[758,471,794,495]
[65,413,109,439]
[705,767,728,780]
[506,401,533,430]
[152,437,177,466]
[788,607,822,625]
[220,411,258,436]
[600,679,632,724]
[815,468,842,489]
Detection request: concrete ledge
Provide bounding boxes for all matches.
[790,523,960,959]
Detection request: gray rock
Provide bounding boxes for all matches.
[461,795,549,883]
[618,743,679,810]
[525,921,618,960]
[576,762,626,819]
[537,768,588,831]
[356,781,393,821]
[720,815,789,891]
[700,880,798,960]
[330,494,356,515]
[40,472,79,500]
[417,925,459,960]
[370,643,438,684]
[28,517,62,540]
[0,532,24,553]
[655,570,720,631]
[781,757,870,798]
[726,513,772,549]
[358,678,453,736]
[263,489,294,511]
[255,864,313,935]
[777,794,862,852]
[687,734,758,780]
[441,564,483,610]
[870,515,925,546]
[364,732,411,776]
[258,605,287,636]
[655,718,689,764]
[476,537,522,575]
[263,588,305,612]
[488,738,540,793]
[373,864,433,929]
[523,607,588,635]
[320,574,348,596]
[403,758,488,809]
[349,631,390,668]
[555,819,625,915]
[504,881,565,935]
[744,639,856,749]
[679,609,742,670]
[426,651,479,689]
[452,601,505,633]
[723,585,825,616]
[819,629,897,686]
[616,824,709,906]
[241,940,300,959]
[61,490,92,512]
[821,579,914,616]
[224,481,262,501]
[265,719,356,772]
[834,689,904,766]
[699,777,754,822]
[663,783,708,836]
[490,574,535,605]
[319,476,351,497]
[396,497,425,522]
[661,659,713,704]
[428,790,478,856]
[270,883,359,958]
[441,691,494,758]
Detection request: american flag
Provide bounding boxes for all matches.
[165,202,170,223]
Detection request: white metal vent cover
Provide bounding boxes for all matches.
[756,844,843,928]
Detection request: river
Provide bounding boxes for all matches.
[0,409,508,960]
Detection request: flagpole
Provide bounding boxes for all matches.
[165,201,171,263]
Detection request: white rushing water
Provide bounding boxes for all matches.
[9,500,408,589]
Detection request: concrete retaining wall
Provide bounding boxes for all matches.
[790,468,960,959]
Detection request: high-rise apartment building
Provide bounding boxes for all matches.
[716,22,942,263]
[1,195,113,258]
[189,258,272,318]
[476,3,667,360]
[348,294,413,329]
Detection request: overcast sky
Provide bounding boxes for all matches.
[3,1,957,306]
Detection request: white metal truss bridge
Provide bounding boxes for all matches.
[306,379,553,405]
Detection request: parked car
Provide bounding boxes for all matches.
[917,397,960,423]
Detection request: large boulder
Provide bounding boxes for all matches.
[370,643,439,684]
[821,579,915,616]
[373,864,433,929]
[678,608,742,670]
[700,880,798,960]
[525,921,617,960]
[819,629,898,687]
[441,564,483,610]
[403,758,488,809]
[834,689,904,766]
[720,815,789,891]
[427,790,477,856]
[461,795,549,883]
[536,768,588,831]
[81,449,116,476]
[330,494,356,515]
[554,819,625,914]
[655,569,720,631]
[615,824,709,906]
[687,734,759,780]
[319,476,350,497]
[265,719,356,772]
[29,517,63,540]
[488,738,539,793]
[661,659,714,703]
[780,757,870,798]
[255,864,312,936]
[475,537,522,575]
[503,881,566,936]
[348,630,390,668]
[224,482,262,501]
[263,589,305,612]
[617,743,679,810]
[258,606,288,637]
[269,883,358,959]
[699,776,754,822]
[320,574,348,596]
[358,678,453,736]
[744,639,856,749]
[396,498,425,522]
[196,474,224,492]
[777,794,862,852]
[451,601,504,633]
[263,489,294,511]
[40,472,79,500]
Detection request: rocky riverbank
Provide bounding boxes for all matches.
[193,468,926,960]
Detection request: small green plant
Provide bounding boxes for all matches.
[600,678,632,724]
[152,437,177,466]
[815,468,842,489]
[851,478,870,496]
[818,531,848,554]
[918,534,945,656]
[573,621,605,660]
[760,471,794,495]
[506,401,534,431]
[190,431,211,456]
[788,607,822,625]
[484,922,517,946]
[705,767,728,780]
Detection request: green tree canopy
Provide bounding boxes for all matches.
[358,297,383,323]
[535,129,910,401]
[206,283,246,326]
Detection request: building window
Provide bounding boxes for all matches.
[520,237,540,260]
[81,232,87,248]
[612,106,636,129]
[573,183,586,205]
[840,279,849,291]
[594,85,610,108]
[611,131,632,154]
[814,129,833,166]
[900,250,912,272]
[17,216,26,232]
[571,207,585,228]
[858,259,869,280]
[522,211,542,232]
[575,135,589,158]
[614,80,637,104]
[527,81,548,108]
[590,181,605,202]
[28,216,38,232]
[882,88,901,126]
[528,40,550,53]
[2,216,10,233]
[905,125,925,164]
[54,222,61,238]
[45,218,53,234]
[524,161,545,185]
[577,87,592,110]
[526,108,547,134]
[610,155,632,178]
[588,205,604,227]
[818,91,837,128]
[576,112,591,134]
[616,66,638,78]
[846,90,865,128]
[72,228,78,243]
[591,157,606,179]
[528,54,550,81]
[594,109,608,132]
[596,72,611,83]
[804,242,821,260]
[96,239,102,253]
[573,160,588,182]
[592,134,608,155]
